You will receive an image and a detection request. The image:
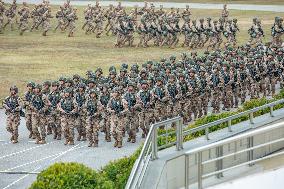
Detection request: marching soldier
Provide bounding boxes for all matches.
[3,86,22,144]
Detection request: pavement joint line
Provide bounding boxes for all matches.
[3,144,86,172]
[0,141,56,160]
[2,166,41,189]
[50,142,84,161]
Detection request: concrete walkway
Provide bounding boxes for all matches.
[5,0,284,12]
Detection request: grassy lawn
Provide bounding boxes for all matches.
[126,0,284,5]
[0,5,281,101]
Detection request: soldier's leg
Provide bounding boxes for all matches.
[110,115,118,147]
[86,117,93,147]
[6,114,13,141]
[61,116,69,145]
[93,120,100,147]
[32,114,41,143]
[116,116,125,148]
[39,114,47,144]
[68,117,75,145]
[25,113,33,138]
[12,115,20,143]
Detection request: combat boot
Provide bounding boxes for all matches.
[69,138,74,145]
[19,30,24,36]
[127,137,131,142]
[35,137,41,144]
[10,135,14,141]
[105,135,111,142]
[113,140,118,147]
[64,138,69,145]
[93,140,98,147]
[42,31,47,36]
[57,134,61,140]
[47,126,52,135]
[53,133,57,140]
[12,135,18,144]
[131,137,136,143]
[88,141,93,147]
[28,132,33,138]
[117,141,122,148]
[77,134,81,141]
[82,134,87,141]
[40,138,46,144]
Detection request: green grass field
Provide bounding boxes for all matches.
[128,0,284,5]
[0,5,281,101]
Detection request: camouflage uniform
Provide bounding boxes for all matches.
[85,89,102,147]
[66,8,78,37]
[42,9,53,36]
[58,89,78,145]
[3,86,22,144]
[248,18,264,46]
[47,81,61,140]
[74,83,87,141]
[107,88,128,148]
[23,82,35,138]
[271,17,284,47]
[3,0,17,31]
[18,3,29,35]
[31,85,49,144]
[99,84,111,142]
[0,1,5,33]
[123,83,139,143]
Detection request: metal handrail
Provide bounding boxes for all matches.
[126,98,284,189]
[125,116,183,189]
[184,98,284,139]
[185,121,284,189]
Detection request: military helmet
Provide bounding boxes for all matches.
[64,88,72,94]
[65,78,73,84]
[189,68,196,73]
[73,74,80,80]
[52,81,59,86]
[43,81,51,86]
[27,81,35,88]
[207,17,211,21]
[59,76,66,82]
[200,18,204,22]
[128,82,136,87]
[141,80,148,85]
[35,84,42,90]
[89,89,99,96]
[78,82,86,89]
[200,67,206,72]
[10,85,18,93]
[233,18,237,22]
[112,87,120,93]
[109,66,116,73]
[121,63,129,70]
[156,77,163,82]
[88,78,96,84]
[109,70,116,75]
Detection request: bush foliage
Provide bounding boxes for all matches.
[31,90,284,189]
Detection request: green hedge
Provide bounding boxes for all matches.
[30,90,284,189]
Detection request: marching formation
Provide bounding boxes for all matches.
[1,0,284,48]
[3,43,284,147]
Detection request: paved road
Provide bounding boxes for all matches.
[5,0,284,12]
[0,110,144,189]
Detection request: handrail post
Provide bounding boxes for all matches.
[228,119,232,132]
[185,154,189,189]
[197,152,203,189]
[249,112,254,124]
[151,125,158,160]
[176,119,183,151]
[270,106,274,117]
[205,127,209,140]
[216,146,223,178]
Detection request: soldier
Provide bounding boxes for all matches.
[0,1,5,34]
[151,77,168,123]
[85,89,102,147]
[47,81,61,140]
[23,82,35,138]
[54,6,65,32]
[198,67,210,117]
[221,4,229,23]
[107,87,128,148]
[31,84,49,144]
[66,7,78,37]
[123,82,139,143]
[4,0,17,31]
[18,2,30,35]
[3,86,22,144]
[271,17,284,47]
[57,88,78,145]
[42,81,52,135]
[248,18,264,46]
[220,62,234,111]
[42,8,53,36]
[210,66,222,113]
[165,74,180,120]
[30,4,41,32]
[99,83,111,142]
[74,83,87,141]
[181,5,191,22]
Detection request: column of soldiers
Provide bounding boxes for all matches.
[3,43,284,147]
[1,1,283,47]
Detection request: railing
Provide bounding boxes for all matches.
[126,98,284,189]
[184,121,284,189]
[125,116,184,189]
